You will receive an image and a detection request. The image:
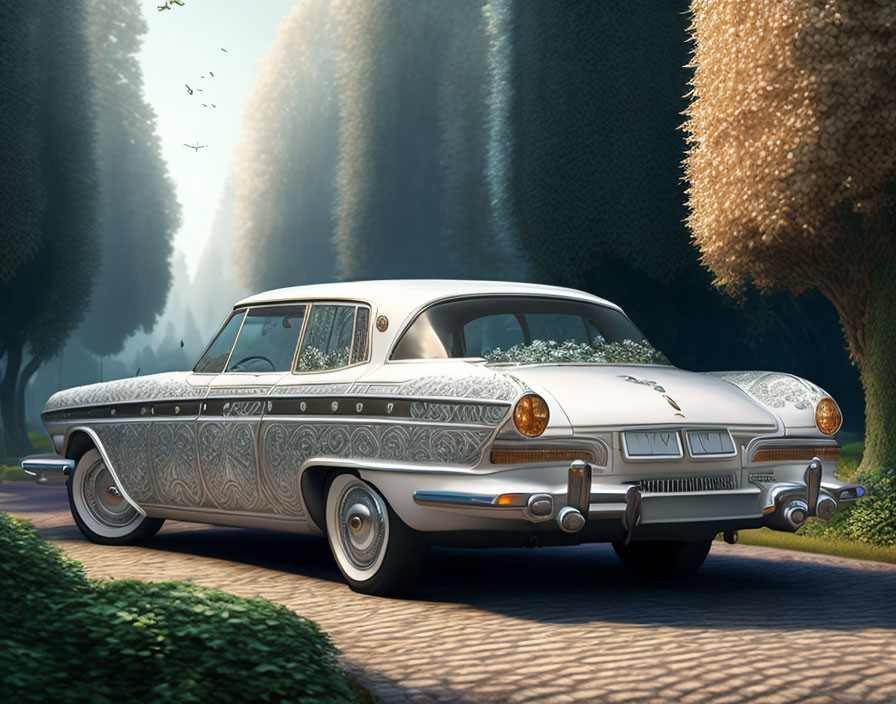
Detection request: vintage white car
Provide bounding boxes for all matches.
[25,280,865,595]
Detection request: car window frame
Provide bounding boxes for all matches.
[192,309,248,374]
[194,299,374,376]
[387,293,654,362]
[224,304,310,375]
[292,300,373,375]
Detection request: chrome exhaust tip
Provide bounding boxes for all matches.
[783,500,809,530]
[557,506,586,533]
[816,495,837,521]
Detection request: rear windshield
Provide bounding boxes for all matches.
[391,296,669,365]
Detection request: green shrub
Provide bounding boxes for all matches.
[799,441,896,547]
[841,472,896,548]
[0,511,88,594]
[0,513,361,703]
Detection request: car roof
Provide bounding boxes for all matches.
[235,279,622,318]
[234,280,625,366]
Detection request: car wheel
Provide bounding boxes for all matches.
[612,539,712,578]
[325,472,426,597]
[67,449,164,545]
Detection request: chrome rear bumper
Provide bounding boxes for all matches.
[21,454,74,485]
[411,457,866,537]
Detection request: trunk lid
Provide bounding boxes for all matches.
[504,364,778,430]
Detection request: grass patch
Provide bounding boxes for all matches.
[0,512,370,703]
[2,432,55,483]
[1,466,30,482]
[1,432,53,469]
[836,440,864,480]
[733,527,896,565]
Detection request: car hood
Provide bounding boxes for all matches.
[503,365,779,430]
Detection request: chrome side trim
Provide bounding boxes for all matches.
[744,436,839,464]
[140,505,310,533]
[413,491,514,508]
[63,426,146,517]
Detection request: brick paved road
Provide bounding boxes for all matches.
[3,482,895,704]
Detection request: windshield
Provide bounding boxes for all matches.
[391,296,670,365]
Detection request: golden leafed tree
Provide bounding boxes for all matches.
[232,0,338,292]
[685,0,896,539]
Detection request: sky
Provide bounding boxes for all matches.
[138,0,297,278]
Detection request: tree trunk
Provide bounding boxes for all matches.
[0,342,30,457]
[13,354,42,456]
[857,258,896,477]
[847,259,896,546]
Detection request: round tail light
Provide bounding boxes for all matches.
[513,394,549,437]
[815,397,842,436]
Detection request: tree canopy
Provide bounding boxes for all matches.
[232,0,339,292]
[685,0,896,360]
[76,0,180,358]
[685,0,896,543]
[0,0,98,453]
[0,1,45,284]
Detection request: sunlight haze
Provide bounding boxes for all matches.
[138,0,296,277]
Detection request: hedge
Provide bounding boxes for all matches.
[0,512,364,703]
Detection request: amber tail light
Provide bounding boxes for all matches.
[513,394,549,437]
[752,446,841,463]
[490,448,596,465]
[815,397,842,436]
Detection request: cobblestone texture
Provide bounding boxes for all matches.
[2,482,895,703]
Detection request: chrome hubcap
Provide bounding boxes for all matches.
[338,485,386,570]
[83,461,137,527]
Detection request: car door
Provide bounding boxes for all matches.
[261,301,372,518]
[195,304,307,514]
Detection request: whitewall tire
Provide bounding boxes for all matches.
[325,473,425,596]
[67,449,164,545]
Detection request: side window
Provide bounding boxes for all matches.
[297,303,370,372]
[194,311,246,373]
[226,305,307,373]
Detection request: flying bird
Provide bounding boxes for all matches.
[220,47,227,52]
[209,71,214,77]
[171,0,185,5]
[157,2,171,10]
[183,143,207,152]
[185,84,193,95]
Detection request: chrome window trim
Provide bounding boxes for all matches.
[291,300,372,375]
[684,428,738,460]
[199,300,373,377]
[385,293,659,363]
[224,304,308,375]
[192,309,247,374]
[620,429,684,461]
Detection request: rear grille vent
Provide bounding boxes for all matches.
[629,475,736,493]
